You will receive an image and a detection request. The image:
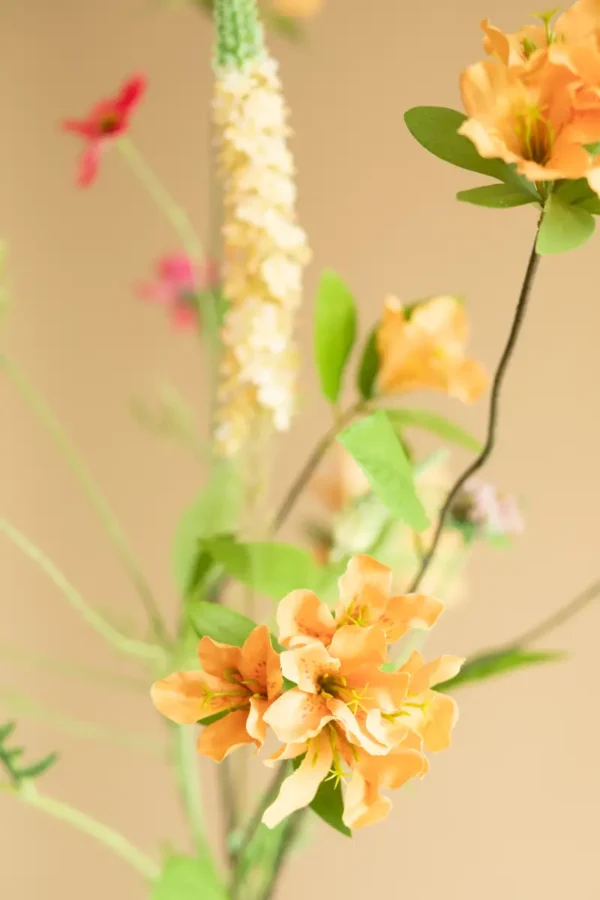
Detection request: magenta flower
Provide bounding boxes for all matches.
[63,74,146,187]
[137,254,220,330]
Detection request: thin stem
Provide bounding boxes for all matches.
[0,643,148,691]
[171,725,207,855]
[408,234,541,593]
[0,518,164,665]
[0,686,165,757]
[0,354,168,645]
[258,809,308,900]
[271,400,368,534]
[219,757,240,864]
[230,762,289,895]
[7,782,160,881]
[505,578,600,649]
[117,137,204,262]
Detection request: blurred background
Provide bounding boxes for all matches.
[1,0,599,896]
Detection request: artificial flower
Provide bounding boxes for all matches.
[63,74,146,187]
[136,254,219,330]
[459,54,600,184]
[213,52,310,457]
[377,295,488,402]
[450,479,524,537]
[261,558,462,829]
[151,624,282,761]
[277,554,444,652]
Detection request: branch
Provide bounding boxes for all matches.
[408,233,541,592]
[505,578,600,650]
[0,353,168,645]
[0,518,164,665]
[6,781,159,881]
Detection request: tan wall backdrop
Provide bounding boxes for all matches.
[2,0,599,897]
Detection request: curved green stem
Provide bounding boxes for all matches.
[0,518,164,665]
[172,724,207,854]
[0,353,168,645]
[0,643,148,691]
[7,782,160,881]
[117,138,204,262]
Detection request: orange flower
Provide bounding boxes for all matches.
[376,295,488,402]
[277,554,444,655]
[260,554,460,829]
[459,53,600,183]
[272,0,323,17]
[151,625,282,761]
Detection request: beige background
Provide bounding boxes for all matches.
[1,0,599,897]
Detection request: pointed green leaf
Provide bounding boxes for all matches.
[384,408,481,453]
[314,270,358,405]
[188,600,257,647]
[172,460,242,597]
[201,536,326,600]
[292,757,351,837]
[437,648,566,692]
[356,327,380,400]
[537,194,595,255]
[152,855,226,900]
[404,107,534,192]
[17,751,58,781]
[0,722,16,743]
[338,411,429,531]
[457,183,538,209]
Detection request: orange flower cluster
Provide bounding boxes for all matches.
[460,2,600,191]
[151,555,463,830]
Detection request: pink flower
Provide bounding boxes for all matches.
[63,74,146,187]
[452,479,524,538]
[137,254,220,330]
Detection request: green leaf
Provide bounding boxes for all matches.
[338,411,429,531]
[314,269,358,405]
[437,648,566,692]
[188,600,257,647]
[404,107,533,191]
[173,460,242,597]
[292,758,351,837]
[202,536,326,600]
[17,752,58,781]
[457,183,538,209]
[384,408,481,453]
[554,179,600,213]
[537,194,595,255]
[356,328,380,400]
[152,855,226,900]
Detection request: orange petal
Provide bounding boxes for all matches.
[277,589,335,648]
[410,296,469,350]
[480,18,511,64]
[198,636,242,679]
[420,692,459,753]
[151,670,236,725]
[382,593,445,642]
[265,741,308,768]
[337,554,392,618]
[447,358,489,403]
[263,687,332,744]
[239,624,283,700]
[329,624,387,671]
[196,709,255,762]
[246,696,270,746]
[280,643,340,693]
[327,699,388,756]
[343,770,392,830]
[262,731,333,829]
[409,655,465,694]
[345,666,410,711]
[398,650,426,679]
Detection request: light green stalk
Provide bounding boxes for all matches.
[172,724,207,854]
[0,353,167,645]
[2,781,159,881]
[0,518,163,665]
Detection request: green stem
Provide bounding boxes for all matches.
[8,782,160,881]
[117,137,204,262]
[0,353,168,645]
[0,518,164,665]
[0,643,148,691]
[0,686,165,757]
[172,725,207,854]
[271,399,369,535]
